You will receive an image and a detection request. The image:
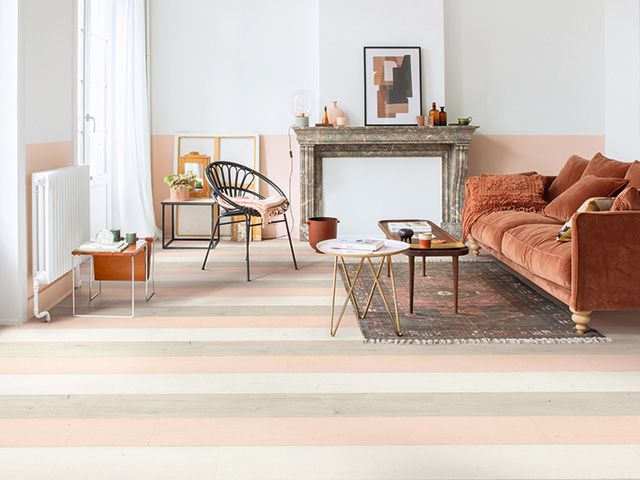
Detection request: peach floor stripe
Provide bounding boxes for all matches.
[1,354,640,374]
[2,417,640,447]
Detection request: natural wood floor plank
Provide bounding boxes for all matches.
[1,392,639,418]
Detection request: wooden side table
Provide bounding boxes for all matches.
[71,240,155,318]
[316,239,409,337]
[378,219,469,313]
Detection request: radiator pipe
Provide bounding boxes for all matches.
[32,274,51,323]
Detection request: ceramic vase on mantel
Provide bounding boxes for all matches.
[326,101,345,126]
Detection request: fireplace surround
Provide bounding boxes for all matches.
[293,126,479,240]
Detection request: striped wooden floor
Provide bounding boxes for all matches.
[2,240,640,479]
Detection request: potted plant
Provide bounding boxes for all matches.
[164,171,196,201]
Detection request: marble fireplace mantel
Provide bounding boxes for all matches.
[293,125,479,240]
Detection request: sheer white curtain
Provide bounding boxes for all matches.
[109,0,156,237]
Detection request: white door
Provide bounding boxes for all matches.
[77,0,111,238]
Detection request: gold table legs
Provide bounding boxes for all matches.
[330,255,402,337]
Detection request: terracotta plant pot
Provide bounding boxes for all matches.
[307,217,339,253]
[170,187,190,202]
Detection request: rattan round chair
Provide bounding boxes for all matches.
[201,161,298,281]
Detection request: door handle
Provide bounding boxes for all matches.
[85,113,96,133]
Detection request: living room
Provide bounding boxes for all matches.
[1,0,640,478]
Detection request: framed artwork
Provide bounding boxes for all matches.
[363,46,422,126]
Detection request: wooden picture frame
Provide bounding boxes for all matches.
[178,151,210,198]
[363,46,422,126]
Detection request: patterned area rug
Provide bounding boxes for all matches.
[341,258,610,344]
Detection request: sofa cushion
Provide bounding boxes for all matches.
[547,154,589,200]
[612,187,640,211]
[543,175,628,222]
[502,224,573,288]
[462,173,548,240]
[470,211,561,252]
[624,161,640,189]
[581,152,632,179]
[556,197,615,242]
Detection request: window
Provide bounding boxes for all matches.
[77,0,111,236]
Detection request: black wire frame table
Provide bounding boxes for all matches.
[161,198,217,249]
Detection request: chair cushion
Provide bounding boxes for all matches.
[581,152,632,179]
[624,161,640,189]
[543,175,628,222]
[218,195,289,227]
[547,154,590,200]
[612,187,640,211]
[470,211,562,252]
[502,224,573,288]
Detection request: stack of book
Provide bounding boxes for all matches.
[326,238,385,253]
[387,221,431,234]
[75,240,129,253]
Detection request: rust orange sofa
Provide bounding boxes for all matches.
[466,156,640,333]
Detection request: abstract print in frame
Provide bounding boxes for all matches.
[364,46,422,126]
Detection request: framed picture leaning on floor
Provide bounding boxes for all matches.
[363,46,422,126]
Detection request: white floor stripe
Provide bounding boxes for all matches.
[0,327,362,342]
[2,372,639,395]
[58,295,341,308]
[139,273,333,282]
[1,445,639,480]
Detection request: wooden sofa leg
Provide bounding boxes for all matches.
[570,308,592,334]
[469,236,481,257]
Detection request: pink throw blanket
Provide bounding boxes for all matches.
[218,195,289,227]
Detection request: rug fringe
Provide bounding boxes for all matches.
[363,336,613,345]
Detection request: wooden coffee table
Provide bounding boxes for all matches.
[378,219,469,313]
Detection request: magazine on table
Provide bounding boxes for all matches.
[328,238,385,252]
[387,221,431,233]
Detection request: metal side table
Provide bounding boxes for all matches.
[161,198,217,249]
[316,239,409,337]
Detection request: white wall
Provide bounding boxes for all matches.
[150,0,319,135]
[318,0,445,125]
[0,0,27,324]
[21,0,75,144]
[318,0,445,236]
[445,0,604,136]
[605,0,640,160]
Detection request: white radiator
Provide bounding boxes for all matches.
[32,165,90,320]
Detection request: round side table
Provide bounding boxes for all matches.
[316,239,409,337]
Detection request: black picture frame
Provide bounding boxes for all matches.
[363,46,423,126]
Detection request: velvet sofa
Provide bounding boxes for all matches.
[465,154,640,333]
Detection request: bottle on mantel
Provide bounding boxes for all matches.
[428,102,439,126]
[322,106,330,125]
[439,106,447,126]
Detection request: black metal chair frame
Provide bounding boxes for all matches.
[201,161,298,281]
